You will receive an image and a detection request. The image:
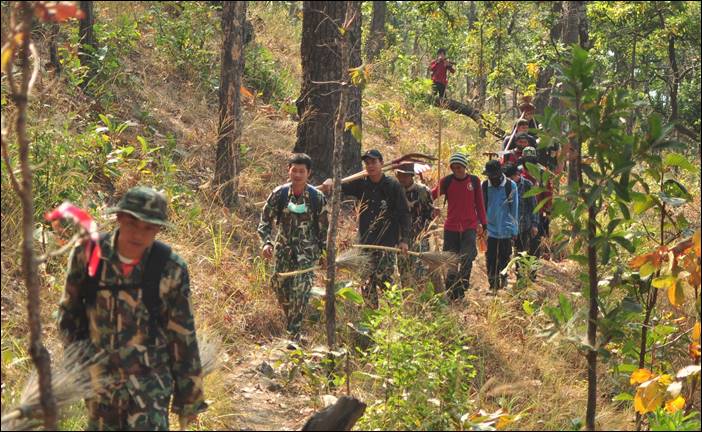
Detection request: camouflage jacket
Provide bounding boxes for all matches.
[404,181,435,242]
[57,230,207,418]
[257,183,328,264]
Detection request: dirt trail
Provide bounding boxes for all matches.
[220,339,318,431]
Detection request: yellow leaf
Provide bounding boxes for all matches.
[693,322,701,344]
[652,276,676,289]
[1,45,14,74]
[665,396,685,413]
[495,415,514,430]
[658,374,673,386]
[694,229,701,258]
[634,379,666,414]
[640,261,656,278]
[667,281,685,307]
[630,368,653,385]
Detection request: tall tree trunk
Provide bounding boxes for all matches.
[366,1,386,63]
[326,2,355,350]
[343,1,362,177]
[78,1,97,66]
[534,1,562,114]
[215,1,246,208]
[2,3,58,428]
[466,1,477,30]
[296,1,361,182]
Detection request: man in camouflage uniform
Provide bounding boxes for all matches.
[395,163,435,287]
[258,153,328,340]
[321,149,411,308]
[58,186,206,431]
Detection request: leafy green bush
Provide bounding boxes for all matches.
[149,1,219,90]
[356,285,477,430]
[244,44,297,104]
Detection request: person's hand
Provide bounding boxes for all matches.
[320,178,333,194]
[398,242,409,255]
[262,244,273,260]
[531,226,539,237]
[476,224,484,236]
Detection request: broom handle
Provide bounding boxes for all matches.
[353,244,420,257]
[276,265,320,278]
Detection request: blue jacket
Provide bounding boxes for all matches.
[483,175,519,239]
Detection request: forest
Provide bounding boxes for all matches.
[1,1,700,431]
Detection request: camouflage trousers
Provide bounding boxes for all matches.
[398,238,430,288]
[86,380,170,431]
[273,251,315,337]
[362,250,398,309]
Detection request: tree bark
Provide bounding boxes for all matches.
[215,1,246,208]
[534,1,562,114]
[295,1,361,183]
[78,1,95,86]
[365,1,386,63]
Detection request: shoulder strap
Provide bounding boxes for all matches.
[142,240,172,327]
[441,174,454,204]
[276,184,291,223]
[504,179,513,200]
[482,180,488,208]
[306,184,319,215]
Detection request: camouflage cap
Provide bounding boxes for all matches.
[107,186,169,226]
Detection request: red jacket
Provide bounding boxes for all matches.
[429,59,455,85]
[432,175,487,232]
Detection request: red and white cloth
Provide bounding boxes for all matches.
[45,202,102,277]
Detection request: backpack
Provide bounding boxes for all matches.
[482,178,513,208]
[82,233,172,337]
[440,174,481,204]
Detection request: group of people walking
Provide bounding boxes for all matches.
[258,135,554,342]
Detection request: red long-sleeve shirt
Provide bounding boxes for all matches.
[432,175,487,232]
[429,59,455,85]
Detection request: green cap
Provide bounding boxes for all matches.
[107,186,169,226]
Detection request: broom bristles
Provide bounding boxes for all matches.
[418,251,459,272]
[2,341,110,429]
[334,249,370,273]
[197,330,222,377]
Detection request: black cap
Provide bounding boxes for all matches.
[483,159,502,176]
[361,149,383,161]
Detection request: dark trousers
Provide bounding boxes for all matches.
[443,229,477,300]
[486,237,512,290]
[432,81,446,98]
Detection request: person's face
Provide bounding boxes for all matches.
[516,138,528,148]
[510,173,521,183]
[450,163,467,179]
[438,51,446,60]
[488,172,503,186]
[288,163,310,185]
[517,124,529,134]
[396,172,414,188]
[116,213,161,258]
[522,108,534,120]
[364,157,383,177]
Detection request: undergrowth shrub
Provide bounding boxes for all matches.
[244,44,297,105]
[356,285,477,430]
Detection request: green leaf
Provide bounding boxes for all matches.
[522,186,546,198]
[569,254,589,265]
[663,153,697,173]
[558,293,574,321]
[651,276,676,289]
[522,300,535,316]
[658,193,687,208]
[613,392,634,401]
[336,286,363,305]
[137,135,148,153]
[611,236,635,253]
[662,179,692,201]
[631,192,657,215]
